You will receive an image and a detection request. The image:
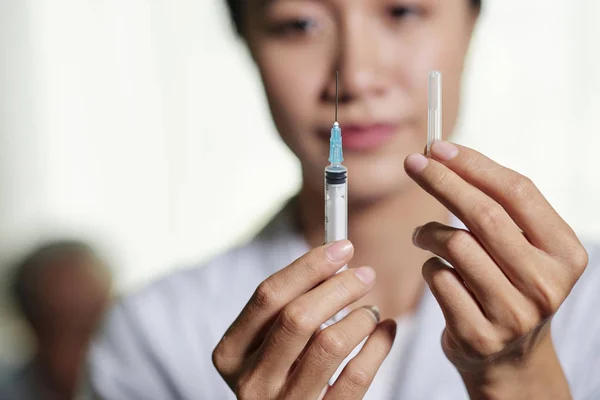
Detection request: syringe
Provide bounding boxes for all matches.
[321,72,349,331]
[321,71,354,387]
[427,71,442,157]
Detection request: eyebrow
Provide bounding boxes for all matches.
[255,0,317,10]
[256,0,277,10]
[250,0,326,18]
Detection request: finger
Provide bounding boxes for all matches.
[429,141,583,265]
[404,153,538,290]
[324,319,397,400]
[212,240,354,377]
[282,306,381,400]
[293,331,318,370]
[254,266,377,385]
[414,222,537,326]
[422,257,500,358]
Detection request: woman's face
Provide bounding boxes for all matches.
[243,0,477,202]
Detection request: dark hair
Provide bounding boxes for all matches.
[225,0,482,34]
[10,240,103,324]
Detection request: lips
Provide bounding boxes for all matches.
[328,123,397,152]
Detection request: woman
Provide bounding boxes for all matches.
[86,0,600,399]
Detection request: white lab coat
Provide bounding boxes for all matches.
[83,201,600,399]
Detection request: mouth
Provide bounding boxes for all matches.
[319,123,398,152]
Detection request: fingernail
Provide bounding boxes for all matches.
[363,305,381,322]
[325,240,353,262]
[431,141,459,161]
[355,266,376,284]
[412,226,423,246]
[405,153,429,174]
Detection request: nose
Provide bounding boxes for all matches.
[332,13,388,103]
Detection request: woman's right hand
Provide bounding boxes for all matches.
[212,240,397,400]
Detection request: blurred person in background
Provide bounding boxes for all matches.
[0,241,112,400]
[0,361,10,386]
[86,0,600,399]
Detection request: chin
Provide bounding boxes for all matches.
[348,173,413,206]
[342,152,414,204]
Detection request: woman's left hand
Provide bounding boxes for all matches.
[404,141,589,400]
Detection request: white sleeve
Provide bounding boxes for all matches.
[578,246,600,400]
[578,314,600,400]
[580,344,600,400]
[560,243,600,400]
[82,301,178,400]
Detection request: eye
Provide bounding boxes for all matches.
[388,6,420,20]
[270,18,317,36]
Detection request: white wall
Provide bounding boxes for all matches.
[0,0,599,361]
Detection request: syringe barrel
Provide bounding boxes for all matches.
[323,165,354,386]
[324,165,348,275]
[323,164,349,330]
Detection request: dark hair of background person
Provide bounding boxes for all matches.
[224,0,483,35]
[10,240,106,327]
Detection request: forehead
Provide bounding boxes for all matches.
[244,0,471,21]
[249,0,444,9]
[36,254,109,307]
[35,252,104,288]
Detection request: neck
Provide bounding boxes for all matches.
[32,347,79,400]
[297,178,449,320]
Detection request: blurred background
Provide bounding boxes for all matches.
[0,0,599,367]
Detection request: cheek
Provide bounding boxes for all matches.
[401,31,469,139]
[253,42,331,140]
[439,45,469,139]
[436,23,473,135]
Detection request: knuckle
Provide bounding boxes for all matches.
[299,252,323,275]
[253,279,280,310]
[211,342,226,370]
[461,327,502,357]
[531,278,563,316]
[473,203,504,231]
[212,338,240,377]
[506,174,535,200]
[333,276,352,299]
[358,308,379,328]
[569,246,589,271]
[463,153,482,173]
[315,329,349,359]
[345,365,372,389]
[504,306,538,336]
[539,288,562,316]
[280,303,314,336]
[431,169,450,191]
[445,230,473,260]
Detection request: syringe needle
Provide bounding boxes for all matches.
[329,71,343,165]
[335,70,339,122]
